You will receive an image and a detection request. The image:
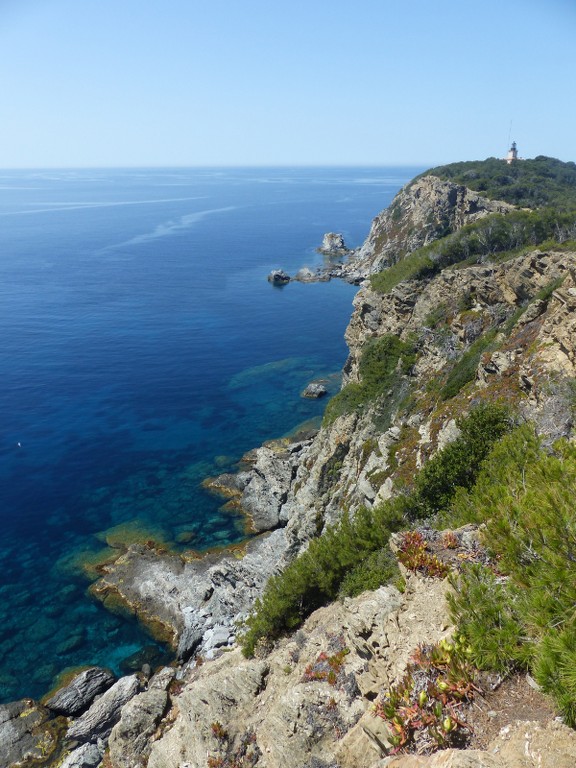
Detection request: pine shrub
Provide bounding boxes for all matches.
[447,430,576,721]
[240,403,513,656]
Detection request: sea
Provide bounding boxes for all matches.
[0,166,422,703]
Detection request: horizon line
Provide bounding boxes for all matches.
[0,162,437,172]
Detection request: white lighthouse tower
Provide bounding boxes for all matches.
[506,141,518,164]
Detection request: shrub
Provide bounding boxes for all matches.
[239,501,405,657]
[338,547,399,599]
[406,402,513,518]
[240,403,512,656]
[323,334,416,425]
[533,626,576,726]
[447,430,576,723]
[440,329,498,400]
[447,565,524,673]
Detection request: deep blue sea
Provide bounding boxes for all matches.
[0,166,421,703]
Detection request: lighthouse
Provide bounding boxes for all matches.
[506,141,518,164]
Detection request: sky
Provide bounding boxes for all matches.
[0,0,574,168]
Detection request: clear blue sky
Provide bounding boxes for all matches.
[1,0,574,167]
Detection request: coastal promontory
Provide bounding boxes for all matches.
[7,155,576,767]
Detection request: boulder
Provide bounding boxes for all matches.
[267,269,290,285]
[59,743,103,768]
[319,232,350,254]
[66,674,141,743]
[45,666,116,716]
[108,688,169,768]
[301,381,328,399]
[0,699,57,767]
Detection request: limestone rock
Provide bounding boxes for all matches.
[66,674,141,743]
[108,688,169,768]
[59,742,104,768]
[319,232,350,254]
[301,381,328,398]
[267,269,290,284]
[489,718,576,767]
[376,718,576,767]
[0,700,58,767]
[45,666,116,716]
[376,751,501,767]
[147,575,452,768]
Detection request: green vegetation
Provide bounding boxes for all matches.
[370,207,576,296]
[323,334,417,425]
[239,502,404,657]
[405,402,513,519]
[421,155,576,209]
[446,426,576,725]
[374,636,478,753]
[239,403,512,657]
[440,328,498,400]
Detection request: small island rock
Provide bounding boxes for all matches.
[267,269,290,285]
[318,232,350,254]
[301,381,328,399]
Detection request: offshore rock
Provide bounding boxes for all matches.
[301,381,328,398]
[318,232,351,254]
[66,674,141,743]
[267,269,290,284]
[45,666,116,716]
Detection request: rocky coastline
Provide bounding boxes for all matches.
[5,168,576,767]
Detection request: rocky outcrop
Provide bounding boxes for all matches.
[145,572,451,768]
[66,674,141,743]
[45,666,116,716]
[0,700,62,767]
[350,175,513,276]
[377,719,576,767]
[319,232,351,255]
[59,743,103,768]
[108,687,169,768]
[91,242,576,670]
[78,175,576,767]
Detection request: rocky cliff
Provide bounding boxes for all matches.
[351,175,514,275]
[5,168,576,767]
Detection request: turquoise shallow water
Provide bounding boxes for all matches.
[0,166,422,702]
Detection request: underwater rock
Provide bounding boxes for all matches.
[120,644,167,674]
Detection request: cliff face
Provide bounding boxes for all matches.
[352,175,514,275]
[17,170,576,768]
